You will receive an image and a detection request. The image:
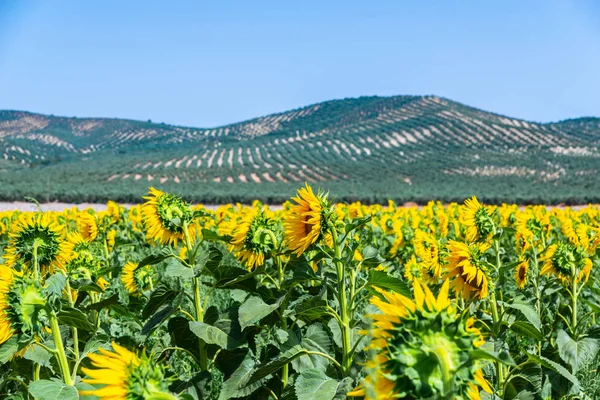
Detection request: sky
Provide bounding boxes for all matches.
[0,0,599,127]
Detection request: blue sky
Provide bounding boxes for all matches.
[0,0,599,127]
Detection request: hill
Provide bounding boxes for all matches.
[1,95,599,204]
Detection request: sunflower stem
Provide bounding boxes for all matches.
[571,269,578,335]
[49,311,74,386]
[330,226,353,376]
[32,240,40,281]
[65,280,80,361]
[183,221,208,371]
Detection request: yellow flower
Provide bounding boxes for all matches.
[142,187,195,246]
[78,212,99,241]
[445,240,491,300]
[121,261,153,296]
[413,229,442,279]
[541,243,592,284]
[462,196,495,243]
[350,280,491,399]
[4,213,72,275]
[283,184,331,256]
[0,266,18,345]
[80,342,176,400]
[220,208,275,270]
[515,259,529,289]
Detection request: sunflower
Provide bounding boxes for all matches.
[445,240,491,300]
[283,184,333,256]
[414,229,443,279]
[349,280,492,399]
[220,208,275,270]
[541,242,592,285]
[80,342,176,400]
[78,212,99,241]
[142,187,194,246]
[121,261,153,295]
[0,266,45,345]
[4,213,72,275]
[462,196,495,243]
[515,259,529,289]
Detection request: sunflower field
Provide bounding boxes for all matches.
[0,185,599,400]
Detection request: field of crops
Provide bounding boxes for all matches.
[0,185,599,399]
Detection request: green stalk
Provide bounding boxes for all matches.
[571,269,578,335]
[330,227,353,376]
[49,312,73,386]
[183,222,208,370]
[489,293,504,391]
[65,280,79,360]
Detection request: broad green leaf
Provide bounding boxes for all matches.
[510,321,543,341]
[360,246,385,266]
[0,335,21,364]
[556,329,599,373]
[238,296,282,330]
[202,229,232,243]
[138,249,174,268]
[69,279,103,293]
[527,353,580,390]
[142,283,181,319]
[24,343,53,368]
[503,301,541,330]
[247,345,306,384]
[165,261,195,279]
[218,352,265,400]
[470,349,516,366]
[141,304,177,336]
[45,274,67,296]
[295,297,329,322]
[57,306,95,331]
[295,369,352,400]
[82,294,119,312]
[29,379,79,400]
[367,270,410,297]
[189,321,242,350]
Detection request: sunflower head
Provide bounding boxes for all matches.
[541,242,592,285]
[462,196,495,243]
[80,342,176,400]
[121,261,154,296]
[221,209,276,270]
[142,187,194,246]
[5,213,71,275]
[283,183,334,256]
[445,240,492,300]
[78,212,99,241]
[413,229,442,280]
[350,280,491,399]
[515,259,529,289]
[0,266,46,345]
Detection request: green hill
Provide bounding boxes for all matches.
[1,95,599,204]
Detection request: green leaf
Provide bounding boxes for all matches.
[138,249,174,268]
[82,294,119,312]
[142,283,181,319]
[238,296,282,330]
[28,379,79,400]
[344,215,372,235]
[527,353,580,390]
[556,329,600,373]
[202,229,232,243]
[0,335,21,364]
[283,324,332,372]
[45,274,67,297]
[503,300,541,330]
[366,270,410,297]
[510,321,543,341]
[470,349,516,366]
[189,321,242,350]
[165,261,195,279]
[218,352,265,400]
[81,335,110,360]
[24,343,53,368]
[295,369,352,400]
[57,306,95,331]
[360,246,385,266]
[295,298,330,322]
[247,345,306,384]
[141,304,178,336]
[69,279,103,293]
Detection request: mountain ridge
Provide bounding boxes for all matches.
[0,95,599,204]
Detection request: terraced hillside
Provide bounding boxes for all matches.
[0,95,599,204]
